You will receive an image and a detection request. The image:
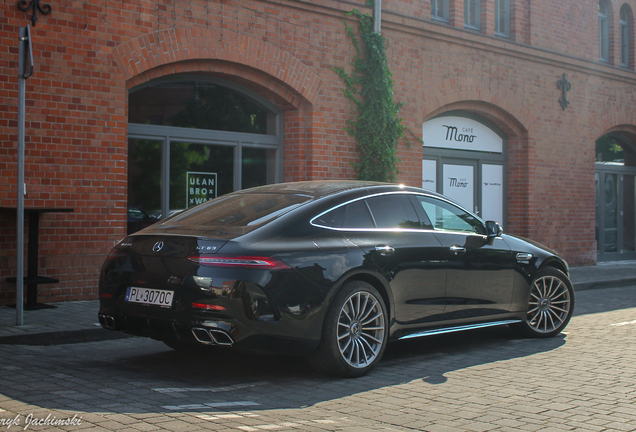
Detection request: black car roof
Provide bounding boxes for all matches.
[232,180,438,199]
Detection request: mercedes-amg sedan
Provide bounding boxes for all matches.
[99,181,574,377]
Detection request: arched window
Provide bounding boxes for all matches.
[127,76,283,232]
[599,0,610,62]
[432,0,449,22]
[620,5,631,68]
[464,0,481,30]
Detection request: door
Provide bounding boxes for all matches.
[442,159,478,215]
[596,170,636,261]
[340,194,448,327]
[415,195,516,321]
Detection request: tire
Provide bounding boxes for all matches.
[512,267,575,338]
[308,280,388,377]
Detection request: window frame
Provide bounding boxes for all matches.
[599,0,610,62]
[432,0,450,22]
[464,0,481,30]
[310,192,486,236]
[620,5,630,68]
[495,0,510,37]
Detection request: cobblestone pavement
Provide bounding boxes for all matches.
[0,286,635,432]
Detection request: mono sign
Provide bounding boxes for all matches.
[422,116,503,153]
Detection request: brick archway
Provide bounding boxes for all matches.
[113,27,323,107]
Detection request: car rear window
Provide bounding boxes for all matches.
[169,193,311,229]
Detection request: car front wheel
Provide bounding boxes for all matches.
[513,267,575,338]
[308,281,388,377]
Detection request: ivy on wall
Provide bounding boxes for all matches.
[334,1,416,182]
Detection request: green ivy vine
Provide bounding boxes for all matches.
[334,1,415,182]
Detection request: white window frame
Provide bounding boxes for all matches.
[464,0,481,30]
[432,0,450,22]
[495,0,510,37]
[620,5,630,67]
[599,0,609,62]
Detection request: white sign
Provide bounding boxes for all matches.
[187,172,217,208]
[481,164,503,225]
[422,159,437,191]
[422,116,503,153]
[443,164,474,211]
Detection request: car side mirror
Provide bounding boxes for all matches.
[485,221,503,245]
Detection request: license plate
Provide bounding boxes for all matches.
[125,287,174,307]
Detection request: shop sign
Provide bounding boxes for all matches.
[481,164,503,225]
[422,116,503,153]
[443,164,474,211]
[187,172,217,208]
[422,159,437,191]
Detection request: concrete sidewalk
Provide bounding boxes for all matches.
[0,260,634,346]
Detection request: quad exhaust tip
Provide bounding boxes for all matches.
[191,327,234,346]
[98,314,116,330]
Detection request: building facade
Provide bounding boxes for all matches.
[1,0,635,304]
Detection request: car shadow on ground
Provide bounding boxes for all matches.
[1,324,566,415]
[3,285,635,416]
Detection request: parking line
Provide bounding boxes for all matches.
[162,401,260,411]
[153,382,268,394]
[611,319,636,326]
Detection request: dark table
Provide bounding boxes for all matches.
[1,207,74,310]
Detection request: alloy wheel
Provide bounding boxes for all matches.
[527,275,572,333]
[337,291,386,368]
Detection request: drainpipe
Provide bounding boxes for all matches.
[374,0,381,33]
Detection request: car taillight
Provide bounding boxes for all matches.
[187,255,291,270]
[192,302,226,310]
[106,248,128,261]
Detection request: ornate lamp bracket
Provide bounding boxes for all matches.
[17,0,52,26]
[557,73,571,110]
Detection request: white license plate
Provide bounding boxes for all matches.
[125,287,174,307]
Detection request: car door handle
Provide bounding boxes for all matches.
[450,245,466,255]
[375,246,395,256]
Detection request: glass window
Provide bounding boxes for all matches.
[495,0,510,37]
[128,138,162,218]
[365,195,421,229]
[599,0,609,62]
[172,193,311,230]
[620,5,630,67]
[129,81,269,134]
[313,200,375,229]
[170,142,234,211]
[465,0,481,30]
[596,136,625,165]
[417,196,485,234]
[432,0,449,22]
[343,200,375,229]
[242,147,277,190]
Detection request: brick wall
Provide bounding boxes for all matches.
[1,0,636,304]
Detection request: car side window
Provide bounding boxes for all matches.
[416,196,485,234]
[365,194,421,229]
[314,199,375,229]
[342,199,375,228]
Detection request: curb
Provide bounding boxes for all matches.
[0,327,132,346]
[573,279,636,292]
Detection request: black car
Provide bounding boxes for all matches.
[99,181,574,377]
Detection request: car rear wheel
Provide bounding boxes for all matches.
[513,267,574,338]
[308,280,388,377]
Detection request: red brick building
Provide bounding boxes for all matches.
[1,0,635,305]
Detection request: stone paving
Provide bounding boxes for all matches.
[0,285,635,431]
